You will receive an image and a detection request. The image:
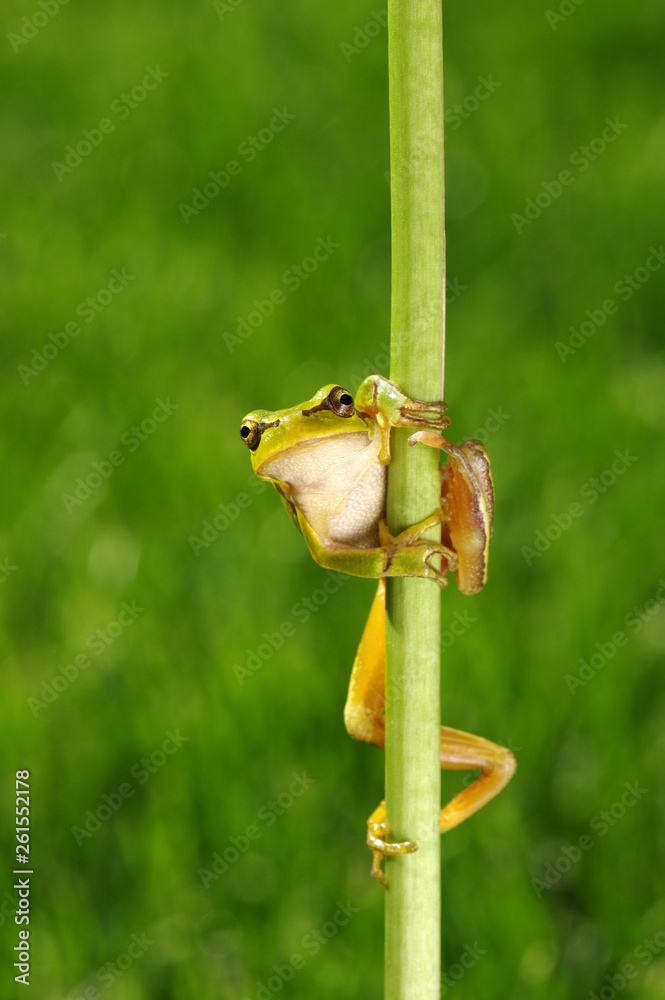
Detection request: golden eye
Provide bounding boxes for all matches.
[328,386,355,417]
[240,420,262,451]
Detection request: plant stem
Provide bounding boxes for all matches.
[385,1,445,998]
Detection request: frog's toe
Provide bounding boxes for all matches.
[367,801,418,887]
[400,401,450,431]
[424,555,451,587]
[422,542,458,587]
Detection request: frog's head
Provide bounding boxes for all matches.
[240,384,369,480]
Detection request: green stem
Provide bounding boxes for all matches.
[385,2,444,999]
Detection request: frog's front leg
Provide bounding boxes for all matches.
[296,507,458,587]
[354,374,451,464]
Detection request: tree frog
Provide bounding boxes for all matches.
[240,374,515,885]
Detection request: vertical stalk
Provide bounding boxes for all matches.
[385,2,445,999]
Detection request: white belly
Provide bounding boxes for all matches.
[262,432,386,548]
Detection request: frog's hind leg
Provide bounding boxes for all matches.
[344,578,387,749]
[438,727,516,832]
[344,580,417,885]
[344,579,516,885]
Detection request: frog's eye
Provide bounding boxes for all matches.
[240,420,262,451]
[327,386,355,417]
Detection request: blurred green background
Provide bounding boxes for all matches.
[2,0,664,997]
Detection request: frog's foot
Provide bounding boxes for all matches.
[378,515,458,588]
[367,801,418,888]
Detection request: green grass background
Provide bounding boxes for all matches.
[2,0,664,997]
